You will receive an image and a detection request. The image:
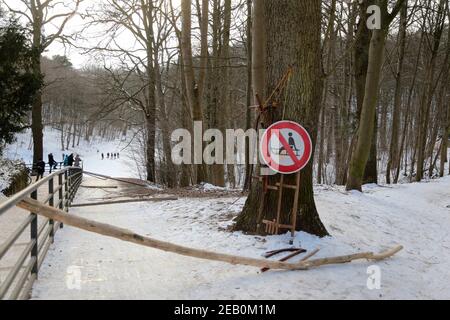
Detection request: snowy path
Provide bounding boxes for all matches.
[30,175,450,300]
[0,183,62,284]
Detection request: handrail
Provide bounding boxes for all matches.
[0,215,34,260]
[0,166,83,300]
[0,168,74,216]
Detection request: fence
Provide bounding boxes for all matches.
[0,167,82,300]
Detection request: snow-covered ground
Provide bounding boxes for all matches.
[3,129,450,299]
[30,171,450,300]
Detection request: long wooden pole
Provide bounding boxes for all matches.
[71,197,178,208]
[17,198,403,271]
[83,171,149,188]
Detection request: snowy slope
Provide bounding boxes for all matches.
[3,128,138,178]
[30,174,450,300]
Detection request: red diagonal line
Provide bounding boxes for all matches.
[272,129,301,166]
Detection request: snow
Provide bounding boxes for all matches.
[3,128,139,179]
[0,158,24,193]
[3,129,450,299]
[30,165,450,299]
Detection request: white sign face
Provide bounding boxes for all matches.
[261,121,313,174]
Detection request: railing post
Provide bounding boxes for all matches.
[48,177,55,243]
[64,170,69,212]
[30,189,38,277]
[59,172,64,229]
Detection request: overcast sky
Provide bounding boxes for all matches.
[2,0,183,68]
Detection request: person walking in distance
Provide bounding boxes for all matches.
[35,158,46,181]
[74,154,82,167]
[48,153,57,173]
[68,153,75,167]
[101,153,104,160]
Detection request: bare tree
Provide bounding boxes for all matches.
[1,0,82,164]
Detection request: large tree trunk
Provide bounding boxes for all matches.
[251,0,265,100]
[31,45,43,164]
[352,0,378,185]
[347,27,388,191]
[234,0,328,237]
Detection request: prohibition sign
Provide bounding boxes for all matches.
[261,121,313,174]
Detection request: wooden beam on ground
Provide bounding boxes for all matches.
[83,171,150,188]
[17,198,403,271]
[81,185,119,189]
[71,197,178,208]
[83,172,108,181]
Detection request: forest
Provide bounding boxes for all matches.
[1,0,449,237]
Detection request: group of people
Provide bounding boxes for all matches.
[101,152,120,160]
[62,153,82,168]
[34,152,82,181]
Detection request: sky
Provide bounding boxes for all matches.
[2,0,91,67]
[2,0,183,69]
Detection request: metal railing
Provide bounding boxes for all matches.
[0,167,83,300]
[26,161,84,175]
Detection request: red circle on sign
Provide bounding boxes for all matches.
[260,121,313,174]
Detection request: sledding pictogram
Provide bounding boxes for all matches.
[260,121,313,174]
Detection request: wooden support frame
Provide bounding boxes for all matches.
[258,171,302,237]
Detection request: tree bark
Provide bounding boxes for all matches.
[31,9,43,164]
[235,0,329,237]
[346,0,406,191]
[352,0,379,185]
[181,0,207,184]
[243,0,253,191]
[347,26,388,191]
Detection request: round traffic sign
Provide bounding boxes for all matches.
[260,121,313,174]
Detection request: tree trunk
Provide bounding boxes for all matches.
[347,27,388,191]
[243,0,253,191]
[143,1,157,183]
[251,0,265,100]
[31,55,43,164]
[352,1,378,185]
[181,0,207,184]
[387,0,407,184]
[235,0,328,237]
